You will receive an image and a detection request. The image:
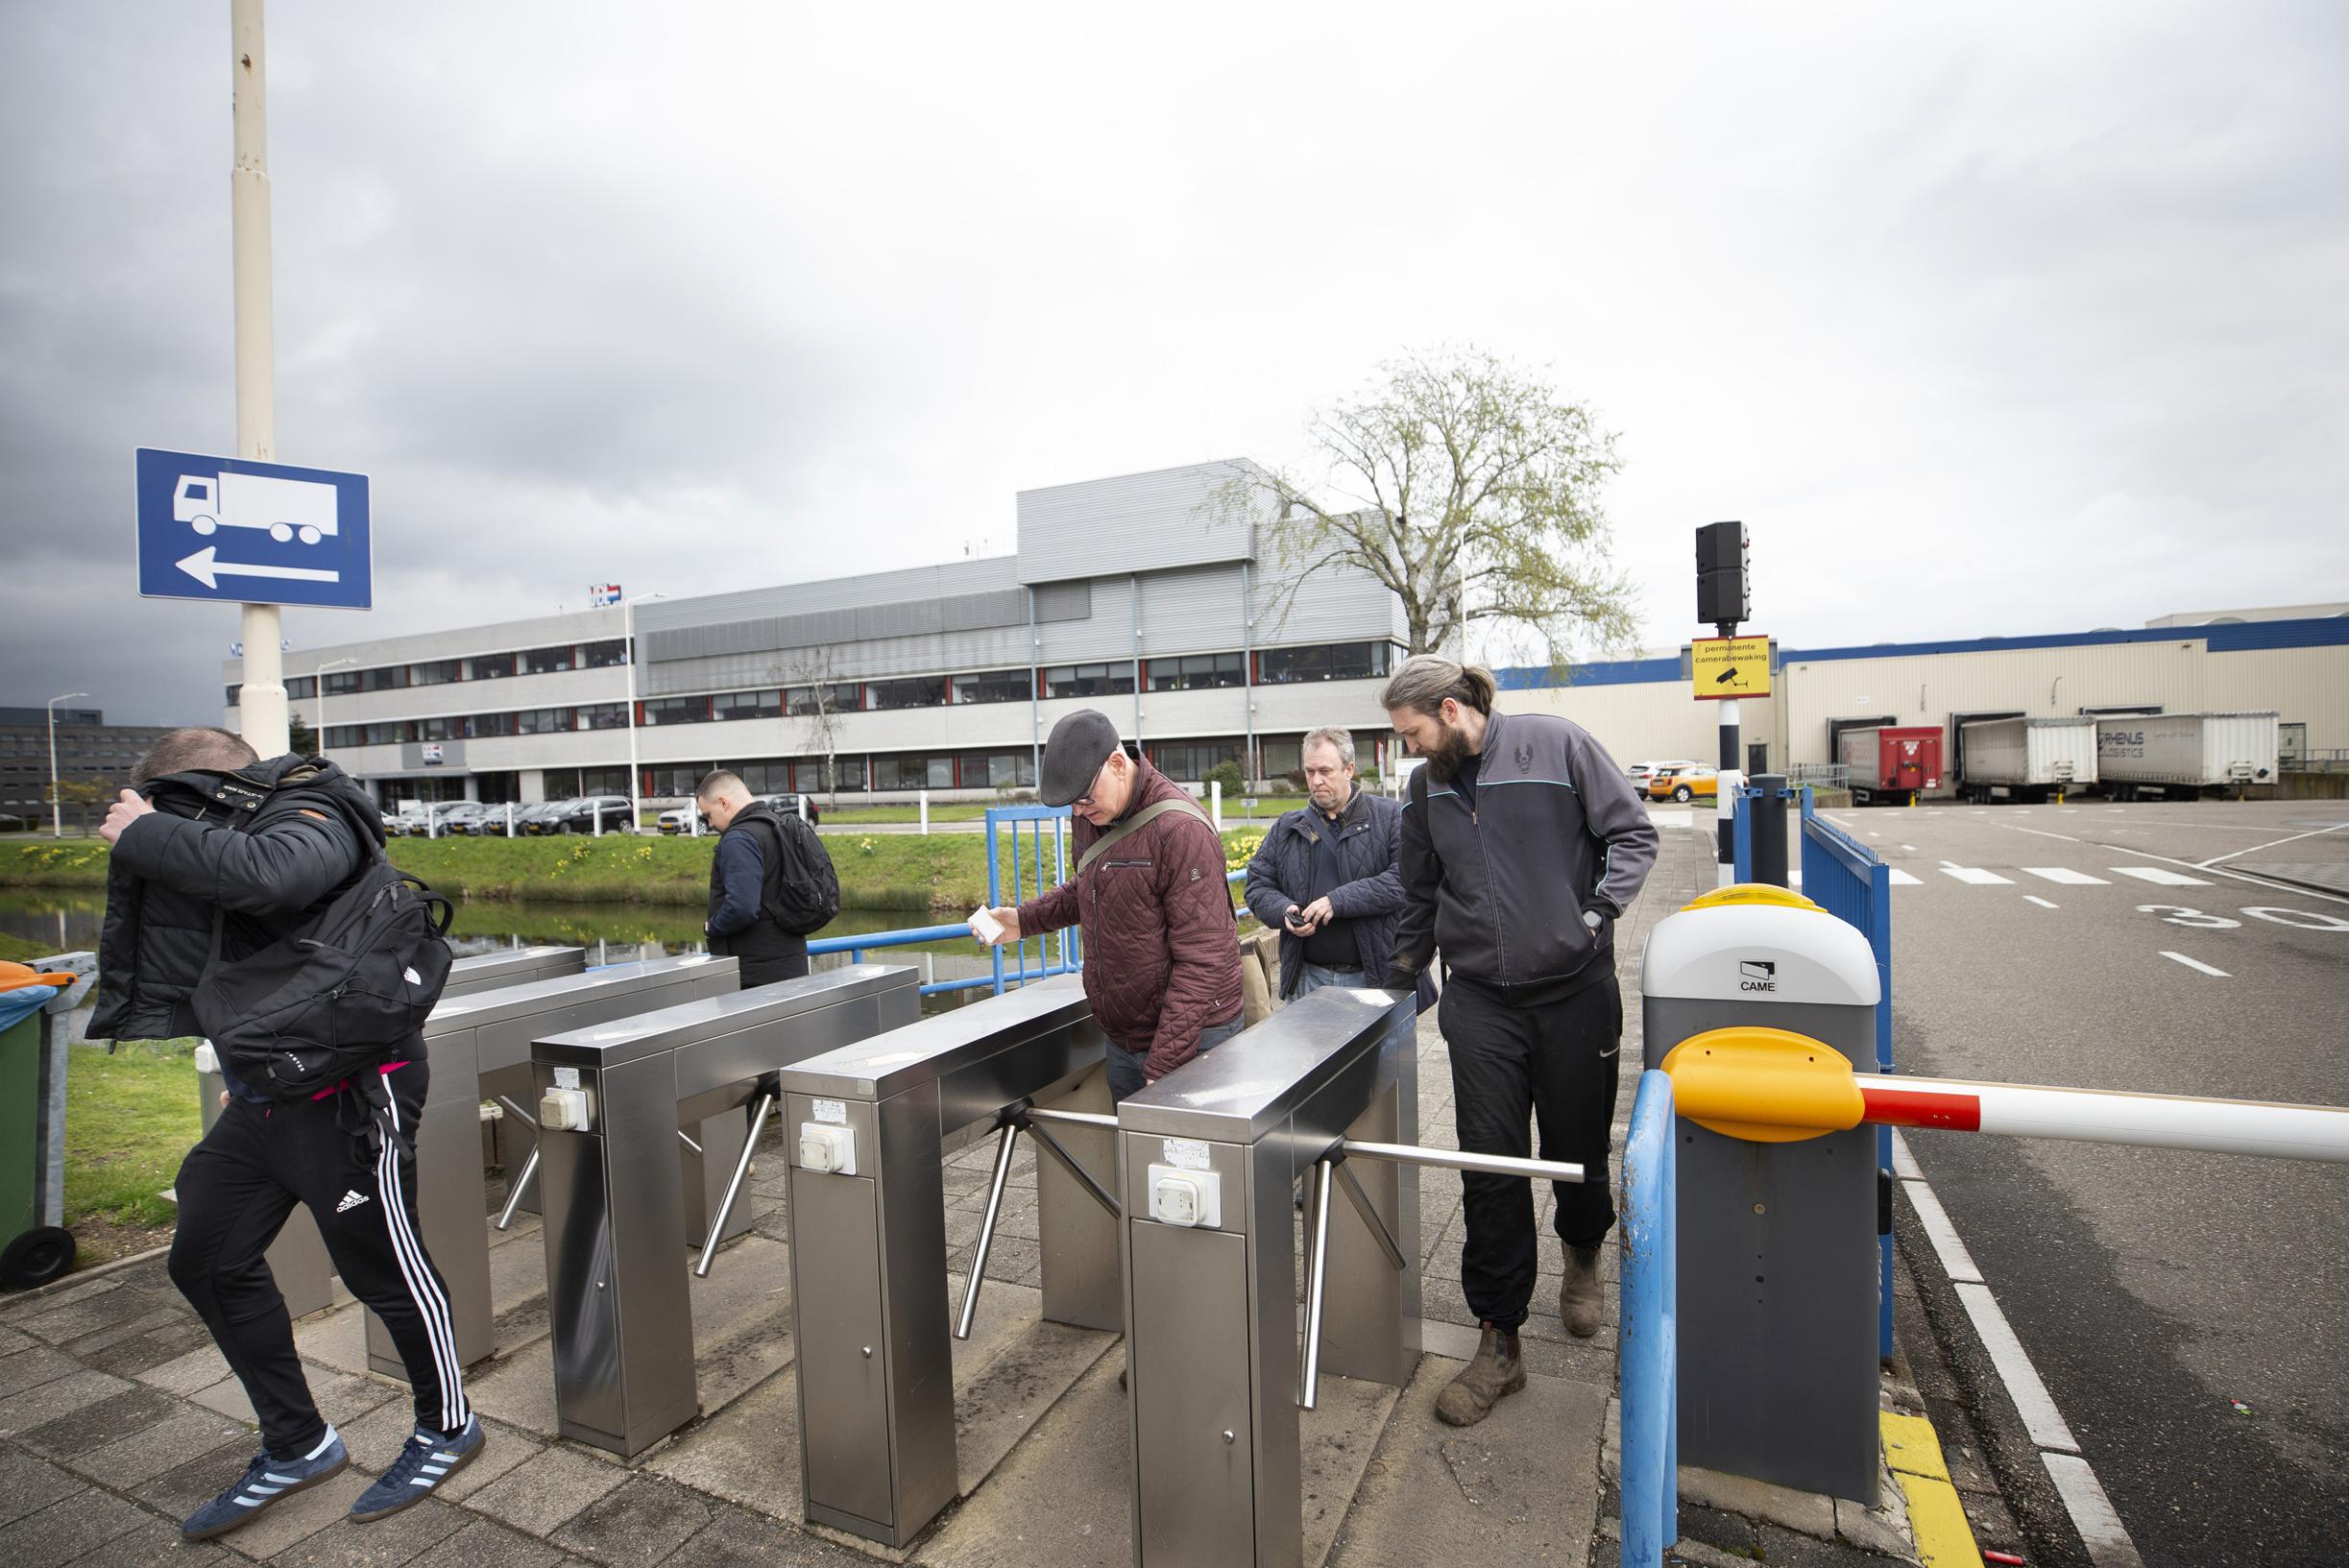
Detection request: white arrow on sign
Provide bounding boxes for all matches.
[177,545,342,590]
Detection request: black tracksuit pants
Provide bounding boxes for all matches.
[1441,971,1622,1332]
[168,1060,470,1455]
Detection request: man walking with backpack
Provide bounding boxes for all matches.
[90,728,480,1542]
[697,772,839,984]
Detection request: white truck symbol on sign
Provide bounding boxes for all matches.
[173,471,339,545]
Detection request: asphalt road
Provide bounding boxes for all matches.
[1828,798,2349,1566]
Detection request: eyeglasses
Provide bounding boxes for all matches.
[1072,759,1112,809]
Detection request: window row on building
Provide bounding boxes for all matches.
[230,639,636,707]
[315,640,1400,745]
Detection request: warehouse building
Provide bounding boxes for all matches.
[223,461,1417,809]
[1499,610,2348,789]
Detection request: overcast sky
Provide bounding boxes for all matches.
[4,2,2343,725]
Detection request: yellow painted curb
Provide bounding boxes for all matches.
[1901,1475,1985,1568]
[1881,1411,1950,1482]
[1882,1411,1983,1568]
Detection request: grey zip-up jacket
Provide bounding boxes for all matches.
[1386,710,1659,1003]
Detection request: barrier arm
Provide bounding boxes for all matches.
[1661,1028,2349,1164]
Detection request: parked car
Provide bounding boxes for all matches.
[1646,764,1719,804]
[433,802,490,835]
[757,792,820,826]
[1627,759,1699,786]
[383,807,434,837]
[532,795,638,834]
[656,792,819,833]
[453,802,521,834]
[521,799,582,835]
[656,805,700,835]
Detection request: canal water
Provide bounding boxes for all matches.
[0,892,1019,1003]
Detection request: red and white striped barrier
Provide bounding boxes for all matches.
[1660,1027,2349,1164]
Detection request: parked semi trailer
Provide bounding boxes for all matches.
[1835,724,1944,806]
[2095,711,2280,801]
[1958,716,2099,804]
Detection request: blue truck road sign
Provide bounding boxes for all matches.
[134,447,373,610]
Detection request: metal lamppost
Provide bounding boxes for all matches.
[314,657,357,752]
[621,591,667,833]
[45,691,89,838]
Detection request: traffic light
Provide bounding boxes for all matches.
[1696,520,1750,627]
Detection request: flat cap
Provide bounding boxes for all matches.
[1039,709,1123,807]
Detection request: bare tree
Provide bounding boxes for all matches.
[1232,346,1636,666]
[786,648,851,806]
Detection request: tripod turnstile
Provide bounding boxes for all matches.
[776,972,1118,1548]
[534,963,921,1457]
[441,945,586,999]
[362,953,743,1379]
[1119,987,1422,1568]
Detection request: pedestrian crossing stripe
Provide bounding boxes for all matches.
[1940,866,2014,885]
[2109,866,2213,887]
[2023,868,2109,885]
[1887,869,1923,885]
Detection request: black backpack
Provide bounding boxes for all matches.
[745,810,840,937]
[191,845,455,1102]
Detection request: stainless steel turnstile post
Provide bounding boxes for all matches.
[1118,987,1422,1568]
[440,945,586,999]
[534,964,921,1457]
[775,973,1118,1549]
[361,954,742,1379]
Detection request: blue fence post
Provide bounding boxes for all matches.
[1621,1068,1679,1566]
[985,818,1006,996]
[1731,787,1754,884]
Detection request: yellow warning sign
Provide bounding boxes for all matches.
[1690,636,1771,699]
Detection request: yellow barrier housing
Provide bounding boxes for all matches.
[1659,1026,1863,1143]
[1679,882,1826,915]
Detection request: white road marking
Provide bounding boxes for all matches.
[1994,822,2085,843]
[2112,866,2212,886]
[2197,820,2349,868]
[2024,895,2060,909]
[1887,868,1923,885]
[1900,1138,2142,1562]
[2042,1453,2147,1567]
[1867,832,1880,839]
[2092,848,2349,906]
[2024,867,2108,885]
[2160,951,2230,977]
[1941,865,2015,885]
[1953,1281,2081,1452]
[1901,843,1917,851]
[1903,1175,1983,1284]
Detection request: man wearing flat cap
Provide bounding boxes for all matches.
[973,710,1245,1098]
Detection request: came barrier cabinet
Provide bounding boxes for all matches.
[440,945,587,999]
[1640,885,1883,1502]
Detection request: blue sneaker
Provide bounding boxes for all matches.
[348,1415,485,1522]
[180,1426,348,1541]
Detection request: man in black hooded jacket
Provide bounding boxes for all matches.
[90,727,482,1541]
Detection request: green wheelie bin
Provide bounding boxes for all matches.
[1,973,76,1289]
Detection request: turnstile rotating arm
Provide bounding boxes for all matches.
[956,1121,1024,1340]
[692,1091,776,1279]
[955,1103,1123,1341]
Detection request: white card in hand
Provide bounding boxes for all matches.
[969,907,1005,944]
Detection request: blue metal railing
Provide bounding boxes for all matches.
[984,806,1084,995]
[803,806,1250,999]
[1798,787,1898,1358]
[1620,1068,1679,1567]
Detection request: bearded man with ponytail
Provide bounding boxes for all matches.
[1377,655,1658,1426]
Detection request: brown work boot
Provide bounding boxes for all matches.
[1434,1321,1525,1426]
[1560,1243,1604,1339]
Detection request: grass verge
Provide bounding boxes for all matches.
[64,1039,201,1237]
[8,829,1271,915]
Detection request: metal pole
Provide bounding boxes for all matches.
[624,593,641,831]
[1298,1157,1335,1410]
[1339,1139,1586,1185]
[1715,693,1741,888]
[1752,772,1789,887]
[230,0,287,760]
[956,1122,1022,1339]
[693,1092,775,1278]
[45,692,86,838]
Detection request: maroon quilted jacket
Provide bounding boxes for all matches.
[1016,757,1243,1079]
